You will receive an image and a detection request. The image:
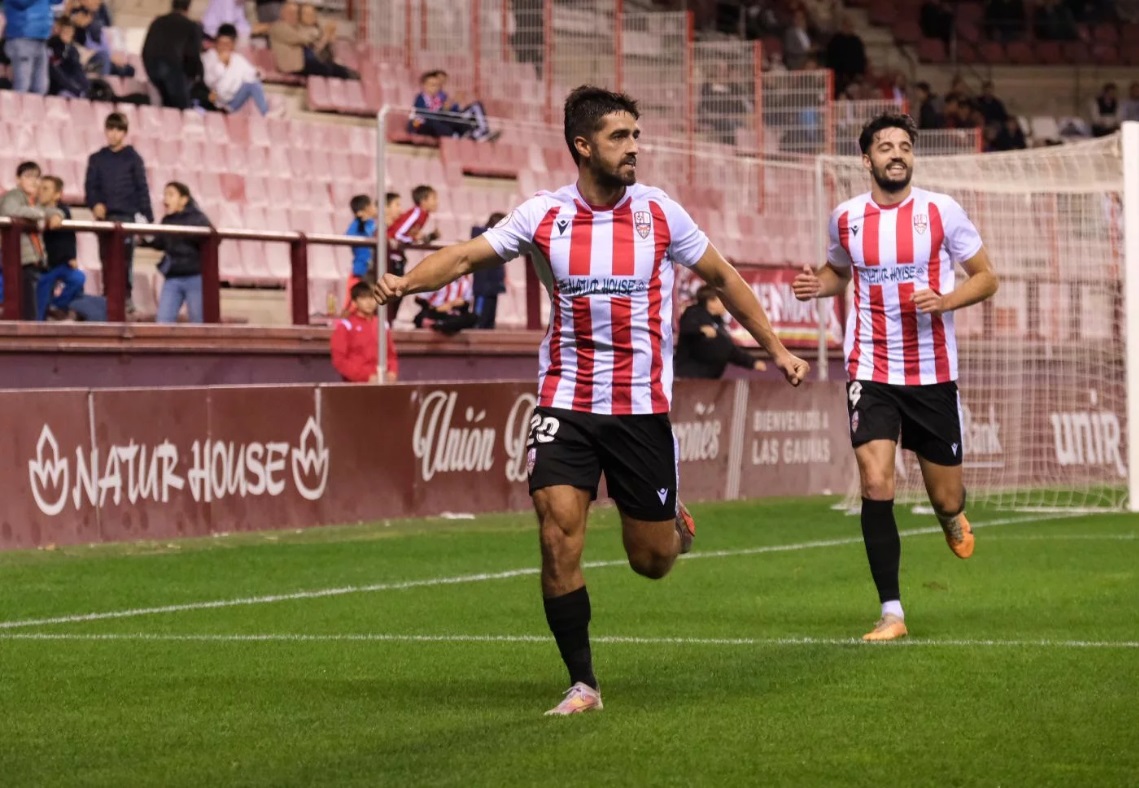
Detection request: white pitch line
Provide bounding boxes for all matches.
[0,512,1079,631]
[0,632,1136,649]
[984,534,1136,541]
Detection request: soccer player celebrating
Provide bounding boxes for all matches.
[375,86,809,714]
[792,113,999,642]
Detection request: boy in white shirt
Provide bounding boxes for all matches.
[202,23,269,115]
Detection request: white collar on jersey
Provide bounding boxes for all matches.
[571,183,633,212]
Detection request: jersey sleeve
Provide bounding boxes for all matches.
[480,196,545,261]
[827,207,854,268]
[940,197,984,265]
[661,198,709,268]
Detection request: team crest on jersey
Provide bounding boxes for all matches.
[634,210,652,239]
[913,213,929,235]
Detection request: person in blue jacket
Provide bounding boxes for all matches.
[4,0,54,95]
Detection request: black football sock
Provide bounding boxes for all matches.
[543,586,598,691]
[861,497,901,605]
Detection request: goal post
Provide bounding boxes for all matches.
[1122,121,1139,511]
[824,132,1130,513]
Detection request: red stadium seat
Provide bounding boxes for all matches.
[1006,41,1034,64]
[1091,43,1120,66]
[979,41,1005,64]
[1034,40,1063,64]
[1062,41,1092,64]
[1092,23,1119,43]
[893,19,922,44]
[307,76,335,112]
[917,38,948,63]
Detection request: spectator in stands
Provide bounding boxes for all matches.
[984,0,1027,41]
[742,0,780,40]
[699,61,751,145]
[471,212,507,330]
[825,16,867,99]
[408,70,496,141]
[269,1,356,79]
[4,0,54,95]
[1090,82,1122,137]
[991,117,1028,151]
[414,275,477,334]
[782,9,814,70]
[36,175,86,321]
[1034,0,1080,40]
[0,162,64,319]
[919,0,954,51]
[141,0,204,109]
[510,0,545,78]
[331,280,398,383]
[675,286,766,379]
[975,80,1009,126]
[914,82,945,129]
[1122,81,1139,123]
[70,2,132,78]
[945,75,971,105]
[203,23,270,115]
[153,182,211,324]
[382,192,406,324]
[85,112,154,314]
[47,17,91,98]
[388,185,440,252]
[202,0,268,42]
[255,0,284,25]
[345,193,378,305]
[297,4,357,78]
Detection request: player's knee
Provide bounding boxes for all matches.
[861,472,894,501]
[627,544,675,580]
[931,488,965,517]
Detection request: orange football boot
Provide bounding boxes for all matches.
[862,613,908,642]
[941,512,975,559]
[676,501,695,554]
[545,682,603,716]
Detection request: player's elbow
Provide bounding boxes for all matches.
[984,270,999,298]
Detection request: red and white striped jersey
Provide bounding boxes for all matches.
[829,187,983,385]
[388,206,430,245]
[482,183,709,415]
[428,275,472,309]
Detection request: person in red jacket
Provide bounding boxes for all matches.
[330,281,399,383]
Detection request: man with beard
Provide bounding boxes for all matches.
[792,113,999,642]
[374,85,809,714]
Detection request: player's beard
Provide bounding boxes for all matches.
[871,159,912,193]
[591,155,637,190]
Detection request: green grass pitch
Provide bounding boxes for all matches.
[1,498,1136,787]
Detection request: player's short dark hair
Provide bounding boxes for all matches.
[695,285,720,306]
[350,280,374,300]
[411,185,435,205]
[563,85,640,165]
[858,112,918,155]
[42,175,64,194]
[172,0,191,12]
[105,111,128,132]
[216,23,238,39]
[17,161,41,178]
[486,211,506,227]
[384,192,400,206]
[350,194,372,214]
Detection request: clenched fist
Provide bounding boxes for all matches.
[774,352,810,387]
[374,273,409,305]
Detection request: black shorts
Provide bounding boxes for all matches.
[846,380,963,466]
[526,406,679,521]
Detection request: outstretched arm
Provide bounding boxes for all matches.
[375,236,503,303]
[690,244,809,386]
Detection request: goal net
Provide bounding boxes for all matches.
[824,135,1128,512]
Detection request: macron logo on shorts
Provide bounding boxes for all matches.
[657,488,668,504]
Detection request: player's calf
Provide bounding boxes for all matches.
[620,515,681,579]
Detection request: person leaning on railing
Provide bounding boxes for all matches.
[0,161,64,320]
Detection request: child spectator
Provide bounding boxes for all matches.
[331,280,399,383]
[408,70,497,141]
[387,185,440,249]
[153,182,212,324]
[36,175,87,320]
[414,275,477,334]
[47,17,90,98]
[1090,82,1122,137]
[85,111,153,314]
[471,212,507,329]
[0,162,64,318]
[344,193,377,307]
[382,192,406,323]
[202,23,270,115]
